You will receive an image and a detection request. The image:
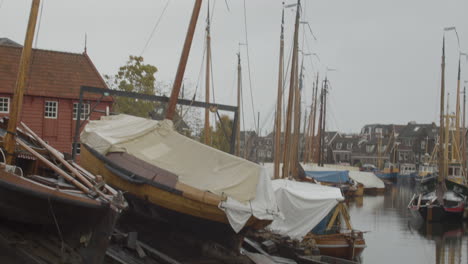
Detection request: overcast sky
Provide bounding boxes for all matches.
[1,0,468,134]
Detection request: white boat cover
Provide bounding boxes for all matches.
[267,179,344,240]
[81,114,280,232]
[348,171,385,189]
[301,163,384,189]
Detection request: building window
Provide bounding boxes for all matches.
[421,140,426,150]
[366,145,375,153]
[347,143,353,150]
[375,128,383,135]
[336,143,342,150]
[0,97,9,113]
[73,103,90,120]
[44,101,58,119]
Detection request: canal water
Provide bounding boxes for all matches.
[348,178,468,264]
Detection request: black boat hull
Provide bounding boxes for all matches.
[415,206,463,222]
[0,170,119,263]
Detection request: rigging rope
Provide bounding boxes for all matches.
[242,0,257,132]
[140,0,170,56]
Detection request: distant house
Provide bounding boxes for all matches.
[330,134,360,165]
[396,122,438,166]
[0,39,112,155]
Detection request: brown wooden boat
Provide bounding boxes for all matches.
[306,232,366,260]
[306,203,366,260]
[81,144,270,231]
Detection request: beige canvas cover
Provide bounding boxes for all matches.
[81,114,261,203]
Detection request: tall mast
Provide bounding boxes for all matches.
[166,0,203,120]
[236,53,242,156]
[463,86,467,178]
[204,2,211,145]
[4,0,40,164]
[455,57,461,159]
[274,6,285,179]
[321,77,328,166]
[302,109,308,163]
[317,83,324,165]
[309,73,319,162]
[282,0,301,178]
[438,36,446,183]
[291,57,303,177]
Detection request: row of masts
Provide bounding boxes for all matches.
[438,33,468,184]
[165,0,328,178]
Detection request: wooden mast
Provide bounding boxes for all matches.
[309,73,319,162]
[321,77,328,166]
[291,58,303,177]
[4,0,40,164]
[204,2,211,145]
[274,6,285,179]
[236,53,242,156]
[455,57,461,160]
[166,0,203,120]
[317,82,324,165]
[463,86,467,178]
[438,36,446,184]
[281,0,301,178]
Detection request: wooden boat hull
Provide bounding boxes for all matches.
[0,169,118,263]
[312,233,366,260]
[81,145,269,231]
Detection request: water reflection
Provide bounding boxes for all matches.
[347,178,468,264]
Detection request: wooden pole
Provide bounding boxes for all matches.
[16,139,91,195]
[166,0,203,120]
[438,37,446,183]
[273,8,284,179]
[236,53,241,156]
[20,122,94,189]
[291,58,303,177]
[317,84,324,165]
[321,78,328,166]
[281,0,300,178]
[204,4,211,145]
[463,86,467,178]
[4,0,40,164]
[309,74,319,162]
[455,57,461,160]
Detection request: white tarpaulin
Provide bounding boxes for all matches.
[301,163,384,189]
[267,179,343,240]
[348,171,385,189]
[81,114,281,232]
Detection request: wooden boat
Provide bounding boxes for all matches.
[78,2,273,249]
[305,233,366,261]
[0,120,126,263]
[81,145,269,231]
[306,203,366,260]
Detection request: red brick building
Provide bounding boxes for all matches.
[0,40,112,155]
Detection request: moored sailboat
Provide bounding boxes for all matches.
[79,0,279,249]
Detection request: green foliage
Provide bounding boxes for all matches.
[200,114,233,153]
[105,56,158,117]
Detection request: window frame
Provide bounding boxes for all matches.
[44,101,58,119]
[73,103,91,120]
[0,97,10,113]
